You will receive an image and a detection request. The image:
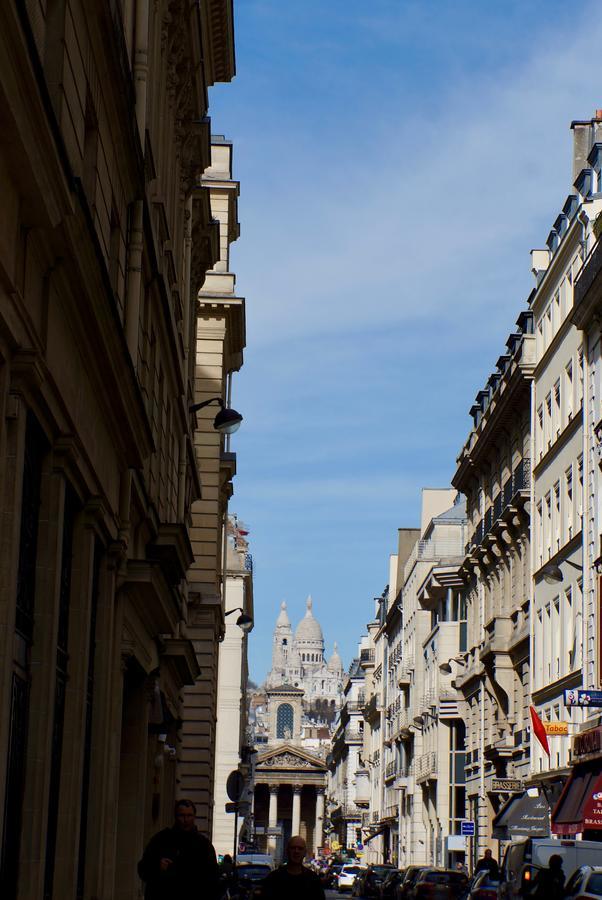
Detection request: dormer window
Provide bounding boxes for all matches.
[546,229,559,253]
[587,142,602,189]
[574,168,594,199]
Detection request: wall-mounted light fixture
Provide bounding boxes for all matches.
[541,559,583,585]
[189,397,243,434]
[225,606,253,632]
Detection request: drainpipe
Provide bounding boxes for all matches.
[479,487,485,860]
[125,0,149,360]
[125,200,144,360]
[133,0,149,141]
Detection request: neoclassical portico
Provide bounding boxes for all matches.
[253,745,327,860]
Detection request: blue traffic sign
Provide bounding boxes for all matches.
[460,821,475,836]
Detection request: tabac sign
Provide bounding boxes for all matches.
[573,725,602,762]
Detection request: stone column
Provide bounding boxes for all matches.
[315,788,325,851]
[292,784,302,837]
[267,785,279,856]
[268,784,279,828]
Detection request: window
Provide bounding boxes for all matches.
[553,480,561,550]
[554,380,561,435]
[578,348,584,407]
[537,405,544,459]
[552,597,560,679]
[276,703,294,739]
[578,454,584,530]
[545,392,552,448]
[545,491,552,557]
[565,465,573,540]
[553,290,561,331]
[565,360,574,421]
[536,500,543,566]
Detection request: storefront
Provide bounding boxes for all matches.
[552,724,602,840]
[492,791,550,840]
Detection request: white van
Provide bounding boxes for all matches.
[500,837,602,900]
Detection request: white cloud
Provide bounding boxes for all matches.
[231,5,602,348]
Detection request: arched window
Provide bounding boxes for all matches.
[276,703,294,739]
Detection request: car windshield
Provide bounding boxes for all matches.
[587,874,602,895]
[343,867,363,875]
[373,866,395,877]
[237,865,271,880]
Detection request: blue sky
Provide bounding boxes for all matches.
[209,0,602,682]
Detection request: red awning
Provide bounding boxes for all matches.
[552,766,602,835]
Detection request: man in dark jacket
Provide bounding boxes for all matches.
[138,799,220,900]
[475,849,499,878]
[531,854,565,900]
[262,836,325,900]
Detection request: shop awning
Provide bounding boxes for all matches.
[552,766,602,835]
[492,791,550,839]
[364,824,389,844]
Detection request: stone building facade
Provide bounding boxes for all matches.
[212,524,254,857]
[0,2,237,898]
[452,312,535,863]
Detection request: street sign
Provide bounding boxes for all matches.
[460,820,475,836]
[544,722,569,735]
[225,801,250,814]
[226,769,246,802]
[565,689,602,708]
[491,779,524,793]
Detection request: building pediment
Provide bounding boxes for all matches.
[256,744,327,773]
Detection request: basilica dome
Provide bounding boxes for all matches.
[294,596,324,644]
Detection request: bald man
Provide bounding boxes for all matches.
[262,836,325,900]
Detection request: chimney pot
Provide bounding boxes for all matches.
[595,110,602,120]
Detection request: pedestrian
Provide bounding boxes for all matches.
[530,854,565,900]
[138,798,220,900]
[475,849,499,878]
[262,835,325,900]
[455,862,468,875]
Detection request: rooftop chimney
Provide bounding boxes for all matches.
[572,110,602,185]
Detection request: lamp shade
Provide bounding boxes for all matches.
[542,563,563,585]
[236,613,254,633]
[213,406,243,434]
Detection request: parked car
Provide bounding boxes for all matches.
[563,866,602,900]
[410,869,469,900]
[353,864,397,898]
[500,838,602,900]
[380,869,406,899]
[339,864,367,893]
[236,862,272,900]
[396,867,432,900]
[467,871,499,900]
[326,864,344,889]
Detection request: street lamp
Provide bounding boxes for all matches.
[541,559,583,585]
[439,655,466,675]
[225,606,254,633]
[189,397,243,435]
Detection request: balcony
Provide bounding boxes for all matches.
[355,771,370,806]
[344,726,364,743]
[469,459,532,551]
[383,803,398,821]
[360,648,375,665]
[384,760,397,781]
[397,666,412,686]
[395,764,414,789]
[415,751,438,783]
[363,693,381,721]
